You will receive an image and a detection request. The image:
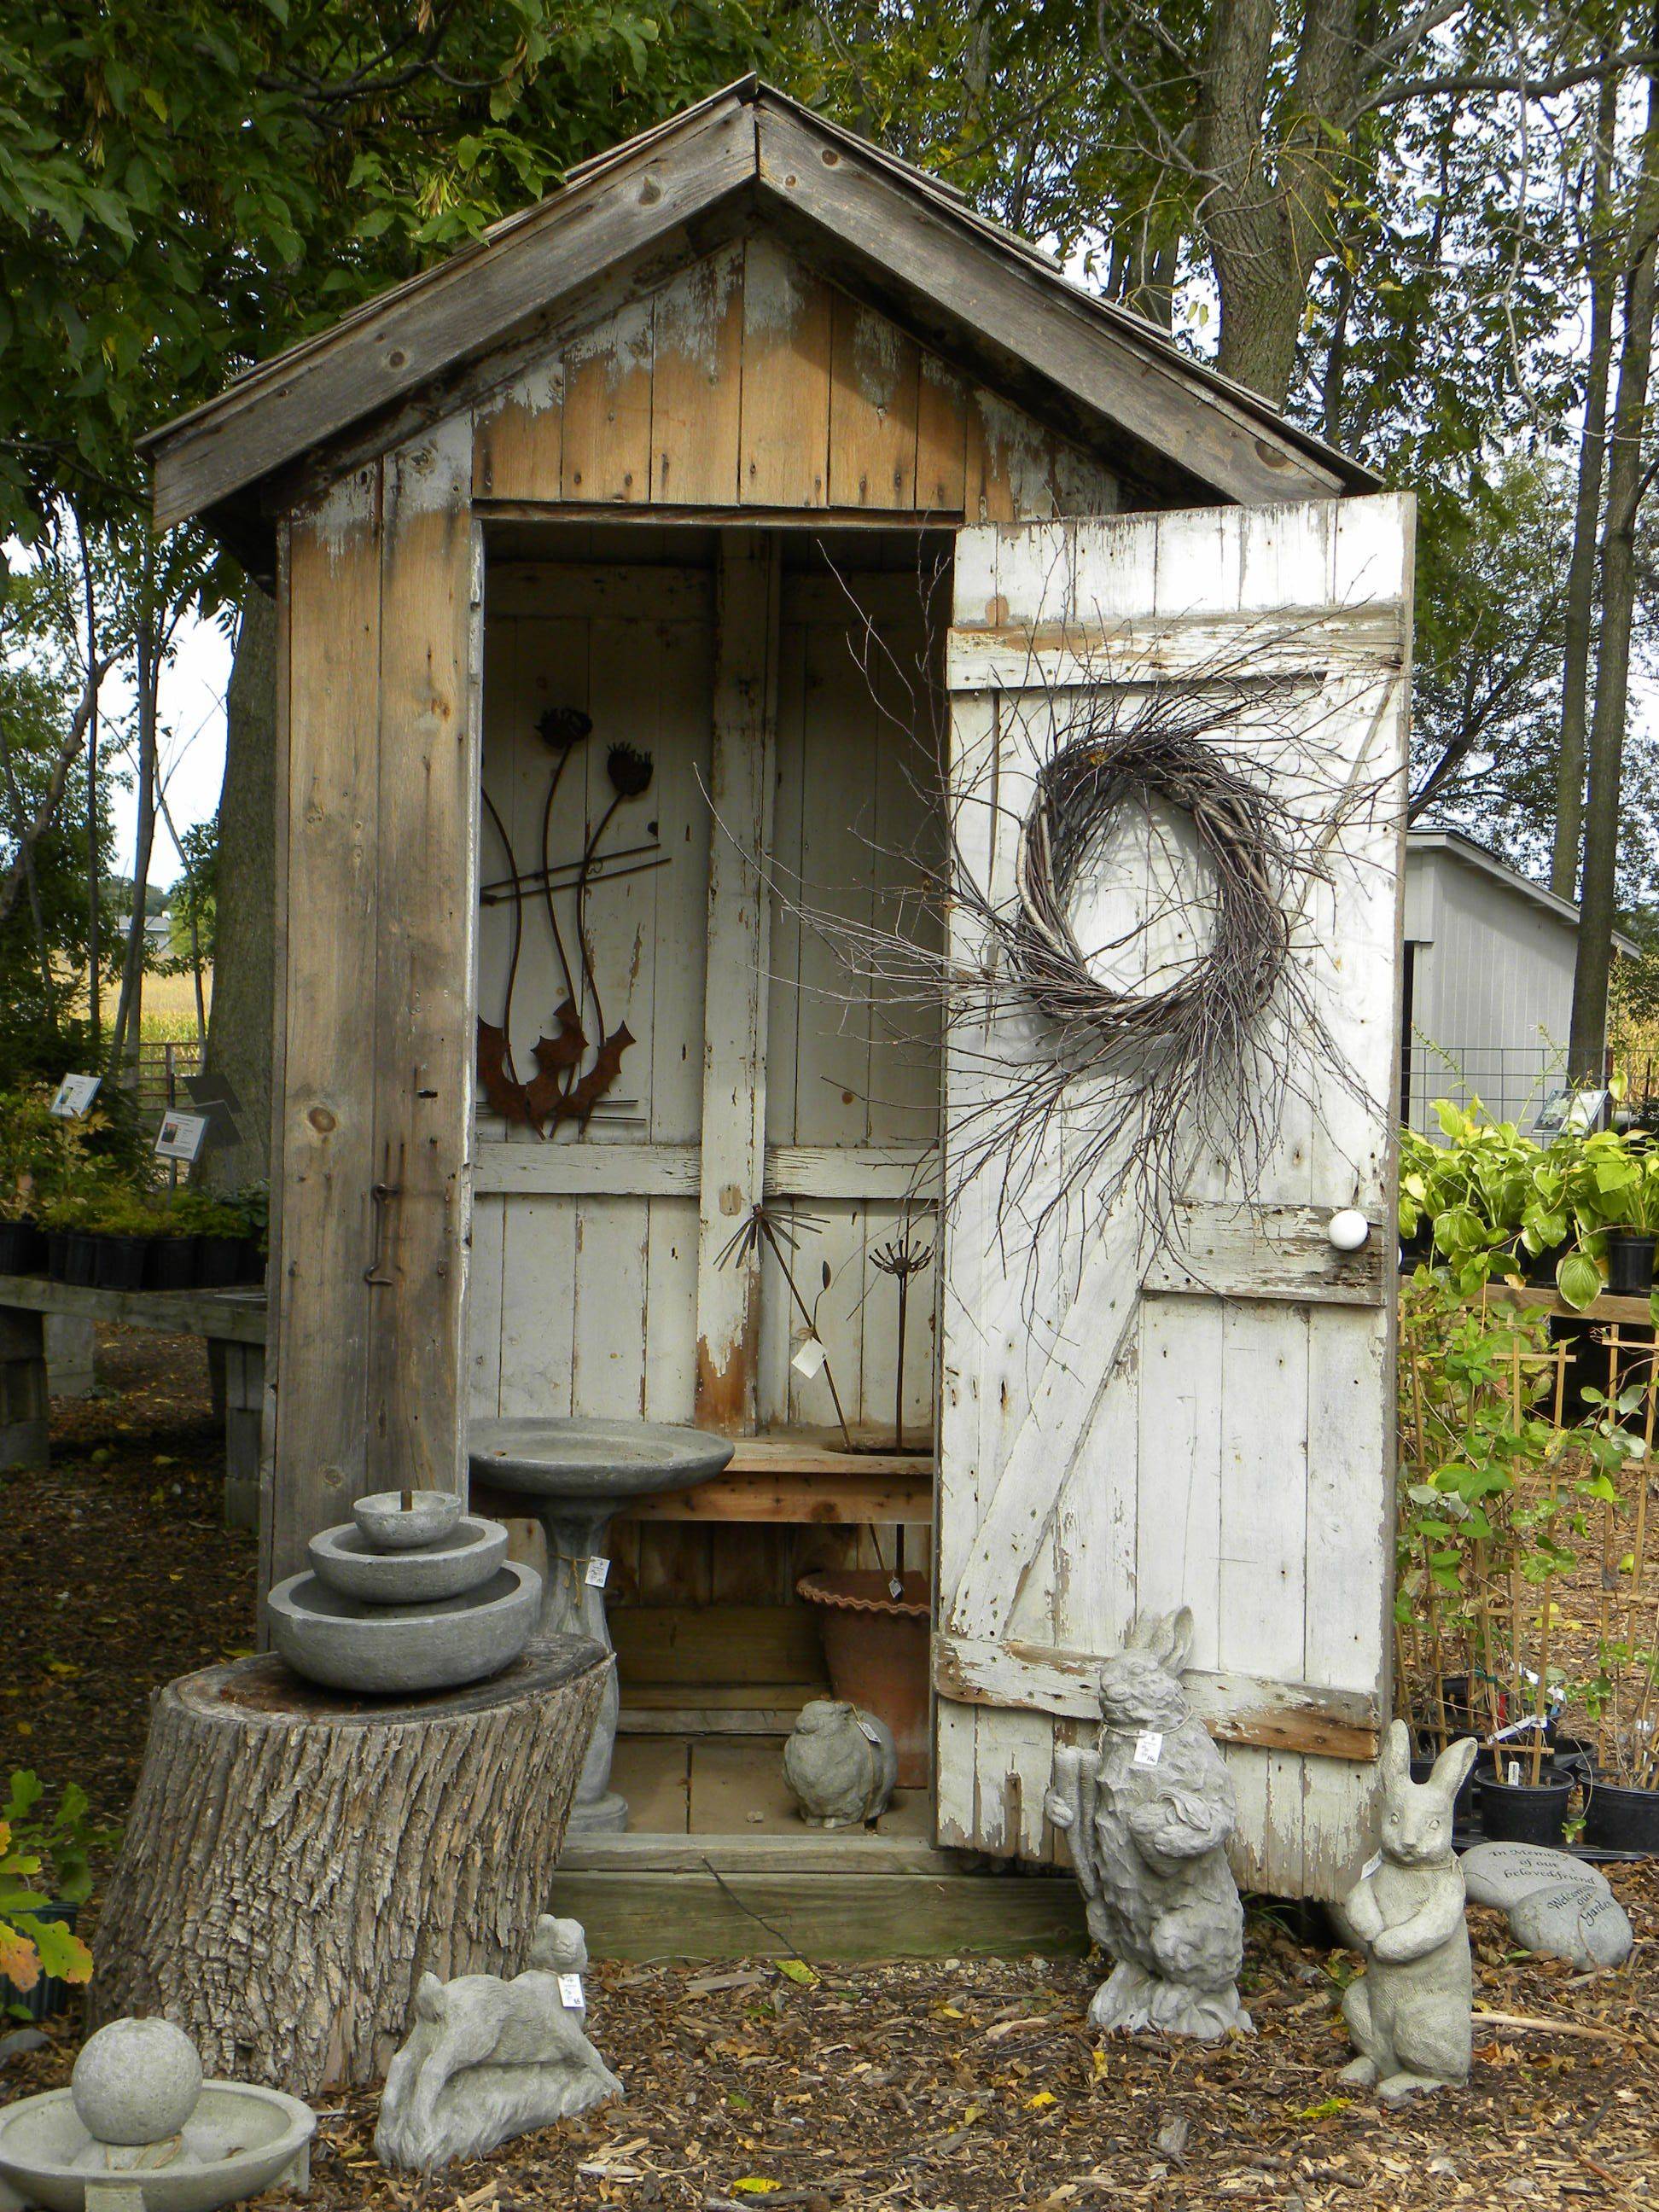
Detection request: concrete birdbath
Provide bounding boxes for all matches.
[469,1417,734,1833]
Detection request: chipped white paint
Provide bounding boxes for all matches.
[742,235,811,338]
[847,303,904,414]
[301,465,377,568]
[975,391,1057,521]
[653,243,742,381]
[477,357,565,426]
[565,295,653,391]
[934,498,1412,1898]
[385,416,472,518]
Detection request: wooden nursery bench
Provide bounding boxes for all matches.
[0,1273,268,1528]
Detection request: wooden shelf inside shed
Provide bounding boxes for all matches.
[627,1432,933,1526]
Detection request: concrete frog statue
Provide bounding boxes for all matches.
[1045,1607,1251,2039]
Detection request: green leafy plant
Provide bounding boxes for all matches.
[1394,1270,1620,1779]
[0,1772,117,2003]
[0,1086,114,1225]
[165,1188,244,1240]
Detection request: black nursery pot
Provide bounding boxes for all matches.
[1606,1230,1657,1296]
[1584,1778,1659,1855]
[92,1233,150,1291]
[236,1236,266,1286]
[60,1231,98,1287]
[1477,1762,1574,1846]
[195,1235,243,1289]
[0,1219,45,1273]
[146,1237,197,1290]
[0,1901,77,2022]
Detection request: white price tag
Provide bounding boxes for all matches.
[49,1074,100,1119]
[888,1576,904,1600]
[790,1331,828,1380]
[1361,1851,1383,1880]
[1507,1758,1521,1787]
[583,1556,611,1589]
[557,1972,585,2010]
[857,1716,884,1745]
[154,1109,209,1163]
[1132,1730,1163,1769]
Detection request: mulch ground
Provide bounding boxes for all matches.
[3,1330,1659,2209]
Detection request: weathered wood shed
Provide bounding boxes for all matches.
[143,78,1412,1916]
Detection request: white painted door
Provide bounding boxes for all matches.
[933,496,1412,1901]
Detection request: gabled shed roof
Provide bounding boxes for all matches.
[143,77,1377,559]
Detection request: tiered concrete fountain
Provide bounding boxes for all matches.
[267,1489,540,1695]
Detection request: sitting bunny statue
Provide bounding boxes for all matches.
[1339,1721,1477,2101]
[1045,1607,1250,2039]
[375,1917,620,2171]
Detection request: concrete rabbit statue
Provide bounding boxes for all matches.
[1045,1607,1250,2038]
[1339,1720,1477,2100]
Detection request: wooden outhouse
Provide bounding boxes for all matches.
[143,79,1412,1918]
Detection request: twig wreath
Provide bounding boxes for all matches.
[713,554,1395,1280]
[1010,718,1292,1055]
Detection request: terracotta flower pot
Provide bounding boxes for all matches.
[796,1569,931,1788]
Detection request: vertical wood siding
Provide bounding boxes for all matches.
[472,238,1118,522]
[267,419,480,1588]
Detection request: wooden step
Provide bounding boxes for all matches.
[549,1838,1090,1961]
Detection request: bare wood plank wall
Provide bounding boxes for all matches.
[462,246,1120,1616]
[473,237,1117,525]
[267,419,480,1590]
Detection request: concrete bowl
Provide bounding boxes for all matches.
[0,2082,315,2212]
[267,1563,541,1695]
[352,1489,463,1550]
[307,1516,507,1604]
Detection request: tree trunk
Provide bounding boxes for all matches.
[1569,65,1659,1080]
[1553,72,1619,901]
[203,586,277,1190]
[109,542,158,1083]
[89,1641,608,2094]
[1191,0,1361,404]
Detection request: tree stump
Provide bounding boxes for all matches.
[89,1636,608,2095]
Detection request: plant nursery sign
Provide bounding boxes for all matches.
[154,1109,210,1163]
[49,1074,101,1118]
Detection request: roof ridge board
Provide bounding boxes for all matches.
[480,73,760,238]
[140,87,757,458]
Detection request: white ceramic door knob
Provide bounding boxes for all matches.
[1327,1208,1371,1252]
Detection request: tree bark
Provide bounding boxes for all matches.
[0,656,108,934]
[1553,72,1619,901]
[1191,0,1361,404]
[108,540,158,1082]
[203,586,277,1189]
[89,1641,608,2093]
[1569,61,1659,1080]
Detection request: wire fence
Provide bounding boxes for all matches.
[1402,1039,1568,1134]
[131,1038,204,1112]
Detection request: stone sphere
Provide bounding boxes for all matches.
[72,2018,202,2145]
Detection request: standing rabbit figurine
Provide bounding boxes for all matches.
[1339,1720,1477,2100]
[1045,1608,1250,2039]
